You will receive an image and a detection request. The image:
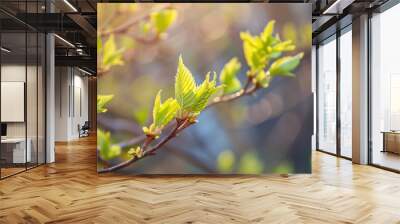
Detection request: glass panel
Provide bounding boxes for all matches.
[318,37,337,154]
[1,29,27,177]
[340,29,352,158]
[38,32,45,165]
[0,0,46,178]
[26,0,39,169]
[27,30,38,169]
[371,4,400,171]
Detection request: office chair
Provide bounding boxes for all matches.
[79,121,90,138]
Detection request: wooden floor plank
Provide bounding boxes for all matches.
[1,135,400,223]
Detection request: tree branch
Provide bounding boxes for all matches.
[98,118,193,173]
[98,80,261,173]
[99,4,172,37]
[207,77,259,107]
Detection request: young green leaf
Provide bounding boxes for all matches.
[190,72,220,114]
[143,90,180,136]
[261,20,275,42]
[219,58,242,94]
[240,20,298,74]
[175,56,196,114]
[98,129,121,161]
[269,53,304,77]
[128,146,143,159]
[150,9,177,34]
[97,95,114,113]
[102,35,124,70]
[273,40,295,52]
[240,32,265,72]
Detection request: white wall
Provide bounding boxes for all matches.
[55,67,69,141]
[55,67,89,141]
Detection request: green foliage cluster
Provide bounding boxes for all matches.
[219,58,242,94]
[143,56,222,137]
[143,90,180,136]
[97,20,304,168]
[98,130,121,161]
[98,35,125,71]
[98,8,177,73]
[150,9,178,35]
[240,20,303,88]
[97,95,114,113]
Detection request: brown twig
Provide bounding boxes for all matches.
[100,4,172,37]
[207,77,259,108]
[98,118,193,173]
[132,35,161,45]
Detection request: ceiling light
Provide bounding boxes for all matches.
[54,34,75,48]
[63,0,78,12]
[323,0,354,15]
[1,47,11,53]
[78,67,93,76]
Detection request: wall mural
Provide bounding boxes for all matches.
[97,3,312,174]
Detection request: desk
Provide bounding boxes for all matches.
[1,138,31,163]
[382,131,400,154]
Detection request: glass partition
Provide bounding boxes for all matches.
[0,1,46,179]
[1,30,28,178]
[317,36,337,154]
[27,30,38,169]
[339,28,352,158]
[38,32,45,165]
[371,4,400,171]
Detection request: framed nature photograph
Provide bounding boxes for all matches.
[97,3,312,174]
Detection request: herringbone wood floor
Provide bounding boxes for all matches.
[1,136,400,224]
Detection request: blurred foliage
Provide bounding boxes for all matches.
[98,130,121,161]
[219,57,242,94]
[133,107,149,126]
[98,6,177,73]
[283,23,312,48]
[217,150,235,173]
[97,95,114,113]
[99,35,125,71]
[238,152,264,174]
[272,161,294,174]
[120,35,136,50]
[150,9,178,35]
[217,150,265,174]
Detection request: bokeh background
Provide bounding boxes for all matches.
[97,3,312,174]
